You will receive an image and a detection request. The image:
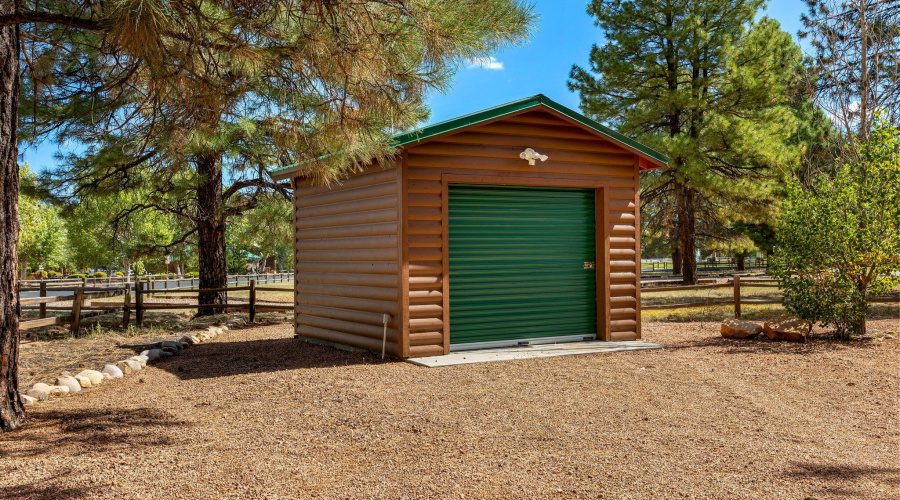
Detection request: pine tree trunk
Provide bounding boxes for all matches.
[671,247,682,276]
[0,9,25,433]
[675,183,698,285]
[736,255,746,271]
[196,153,227,315]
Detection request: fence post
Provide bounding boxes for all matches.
[148,275,154,297]
[71,288,85,336]
[39,281,47,319]
[122,286,131,328]
[164,277,168,291]
[733,275,741,319]
[82,276,87,288]
[136,281,144,328]
[249,279,256,323]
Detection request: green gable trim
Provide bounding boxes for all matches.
[269,94,667,178]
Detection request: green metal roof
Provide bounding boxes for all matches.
[269,94,667,179]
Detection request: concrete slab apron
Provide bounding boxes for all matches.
[407,341,665,367]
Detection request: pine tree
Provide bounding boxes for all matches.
[0,0,537,432]
[801,0,899,145]
[569,0,801,284]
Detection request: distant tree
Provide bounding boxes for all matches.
[772,119,900,338]
[570,1,802,284]
[18,165,66,277]
[63,189,178,280]
[801,0,900,147]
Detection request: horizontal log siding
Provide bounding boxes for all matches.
[404,111,641,352]
[294,168,402,355]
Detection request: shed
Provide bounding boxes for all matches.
[271,95,666,358]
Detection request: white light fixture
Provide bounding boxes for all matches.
[519,148,548,165]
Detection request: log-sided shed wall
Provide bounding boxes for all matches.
[280,95,665,358]
[293,167,404,355]
[400,109,643,357]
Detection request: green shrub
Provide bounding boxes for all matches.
[772,119,900,337]
[186,271,199,277]
[31,270,48,280]
[115,271,124,276]
[47,270,61,278]
[68,273,87,278]
[92,271,108,278]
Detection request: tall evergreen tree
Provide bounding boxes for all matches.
[569,0,801,284]
[0,0,536,432]
[29,1,536,315]
[801,0,899,146]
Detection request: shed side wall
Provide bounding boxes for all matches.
[403,111,641,355]
[293,167,402,355]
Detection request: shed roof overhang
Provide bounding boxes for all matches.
[269,94,667,182]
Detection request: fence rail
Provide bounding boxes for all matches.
[641,276,900,318]
[20,272,293,291]
[19,276,293,335]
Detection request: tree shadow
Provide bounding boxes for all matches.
[784,461,899,497]
[154,337,394,380]
[659,332,889,356]
[0,480,93,500]
[0,407,190,460]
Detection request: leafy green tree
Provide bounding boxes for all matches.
[63,189,178,279]
[569,1,801,284]
[772,119,900,338]
[18,165,66,277]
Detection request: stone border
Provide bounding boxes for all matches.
[19,315,248,406]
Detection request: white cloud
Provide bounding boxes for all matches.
[467,56,504,70]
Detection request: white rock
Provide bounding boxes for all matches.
[25,389,48,401]
[179,335,196,345]
[131,355,149,367]
[102,364,124,378]
[74,375,92,388]
[218,324,229,332]
[116,360,134,375]
[102,372,113,380]
[46,385,70,397]
[20,394,37,406]
[199,333,211,342]
[56,375,82,393]
[77,370,104,386]
[207,326,222,336]
[124,359,142,372]
[140,349,151,358]
[31,382,51,393]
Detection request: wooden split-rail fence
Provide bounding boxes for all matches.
[19,273,294,335]
[641,276,900,319]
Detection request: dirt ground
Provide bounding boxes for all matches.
[1,319,897,499]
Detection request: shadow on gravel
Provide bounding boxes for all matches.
[0,407,189,459]
[661,334,887,355]
[0,481,92,500]
[784,461,900,497]
[157,337,394,380]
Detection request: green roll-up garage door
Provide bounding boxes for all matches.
[448,184,597,346]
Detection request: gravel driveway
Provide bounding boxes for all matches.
[1,320,897,499]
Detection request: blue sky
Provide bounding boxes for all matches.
[22,0,810,173]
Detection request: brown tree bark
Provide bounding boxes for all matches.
[0,2,25,433]
[196,153,227,315]
[671,246,682,276]
[736,255,746,271]
[675,182,698,285]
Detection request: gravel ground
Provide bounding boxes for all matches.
[1,319,897,499]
